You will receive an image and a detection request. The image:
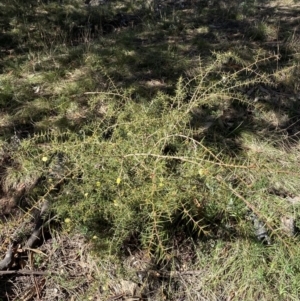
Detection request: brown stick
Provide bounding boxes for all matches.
[0,269,51,276]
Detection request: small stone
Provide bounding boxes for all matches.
[281,216,295,237]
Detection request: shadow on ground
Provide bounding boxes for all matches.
[1,0,300,152]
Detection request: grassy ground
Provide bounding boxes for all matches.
[1,0,300,300]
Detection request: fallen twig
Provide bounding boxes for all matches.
[0,269,51,276]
